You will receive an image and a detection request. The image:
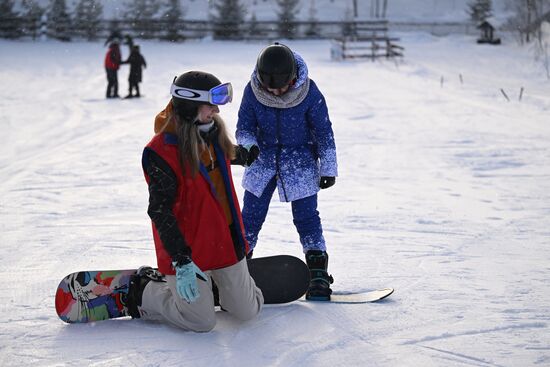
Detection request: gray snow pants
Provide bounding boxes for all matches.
[139,258,264,332]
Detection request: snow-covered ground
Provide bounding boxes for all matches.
[1,32,549,366]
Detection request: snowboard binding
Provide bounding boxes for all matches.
[124,266,166,318]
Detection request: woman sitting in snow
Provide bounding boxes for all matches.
[124,71,264,332]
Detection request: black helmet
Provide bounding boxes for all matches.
[171,71,222,122]
[256,42,296,89]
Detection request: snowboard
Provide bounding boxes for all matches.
[302,288,394,304]
[55,255,310,324]
[55,269,135,323]
[246,254,310,304]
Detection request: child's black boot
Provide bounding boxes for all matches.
[305,250,334,301]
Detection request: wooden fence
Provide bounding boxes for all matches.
[1,18,403,42]
[330,20,404,60]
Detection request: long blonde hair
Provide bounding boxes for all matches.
[164,111,235,177]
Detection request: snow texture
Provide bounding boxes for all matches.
[1,31,550,366]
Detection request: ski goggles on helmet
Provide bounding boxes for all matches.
[170,82,233,105]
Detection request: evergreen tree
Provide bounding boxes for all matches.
[468,0,493,23]
[74,0,103,40]
[277,0,300,39]
[305,0,320,38]
[248,11,262,38]
[212,0,246,40]
[341,5,355,38]
[0,0,20,39]
[124,0,162,39]
[161,0,185,42]
[20,0,44,39]
[48,0,72,41]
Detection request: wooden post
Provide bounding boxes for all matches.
[519,87,524,101]
[500,88,510,101]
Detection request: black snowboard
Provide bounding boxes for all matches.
[246,255,310,304]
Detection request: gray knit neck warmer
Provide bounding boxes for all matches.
[251,76,310,109]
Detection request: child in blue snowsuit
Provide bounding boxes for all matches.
[236,43,338,300]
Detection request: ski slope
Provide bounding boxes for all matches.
[1,33,549,366]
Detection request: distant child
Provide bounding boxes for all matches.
[122,45,147,98]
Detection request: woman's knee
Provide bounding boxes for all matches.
[188,314,216,332]
[174,308,216,332]
[228,293,263,322]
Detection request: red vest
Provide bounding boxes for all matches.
[104,47,120,70]
[143,133,249,275]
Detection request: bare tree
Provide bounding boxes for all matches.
[506,0,550,77]
[505,0,550,43]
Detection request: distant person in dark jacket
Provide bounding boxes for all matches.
[104,41,121,98]
[122,45,147,98]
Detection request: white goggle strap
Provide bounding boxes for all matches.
[170,84,210,103]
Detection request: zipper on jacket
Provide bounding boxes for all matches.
[275,109,288,201]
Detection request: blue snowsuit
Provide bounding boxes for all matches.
[236,52,338,253]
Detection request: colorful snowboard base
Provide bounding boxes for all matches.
[55,269,135,323]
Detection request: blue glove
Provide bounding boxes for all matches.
[173,259,207,303]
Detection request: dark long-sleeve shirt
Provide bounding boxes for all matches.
[144,150,191,262]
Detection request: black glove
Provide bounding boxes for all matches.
[231,145,259,167]
[246,145,260,166]
[319,176,336,189]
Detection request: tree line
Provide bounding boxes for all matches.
[0,0,319,41]
[1,0,549,44]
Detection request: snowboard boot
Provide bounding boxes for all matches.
[123,266,165,318]
[305,250,334,301]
